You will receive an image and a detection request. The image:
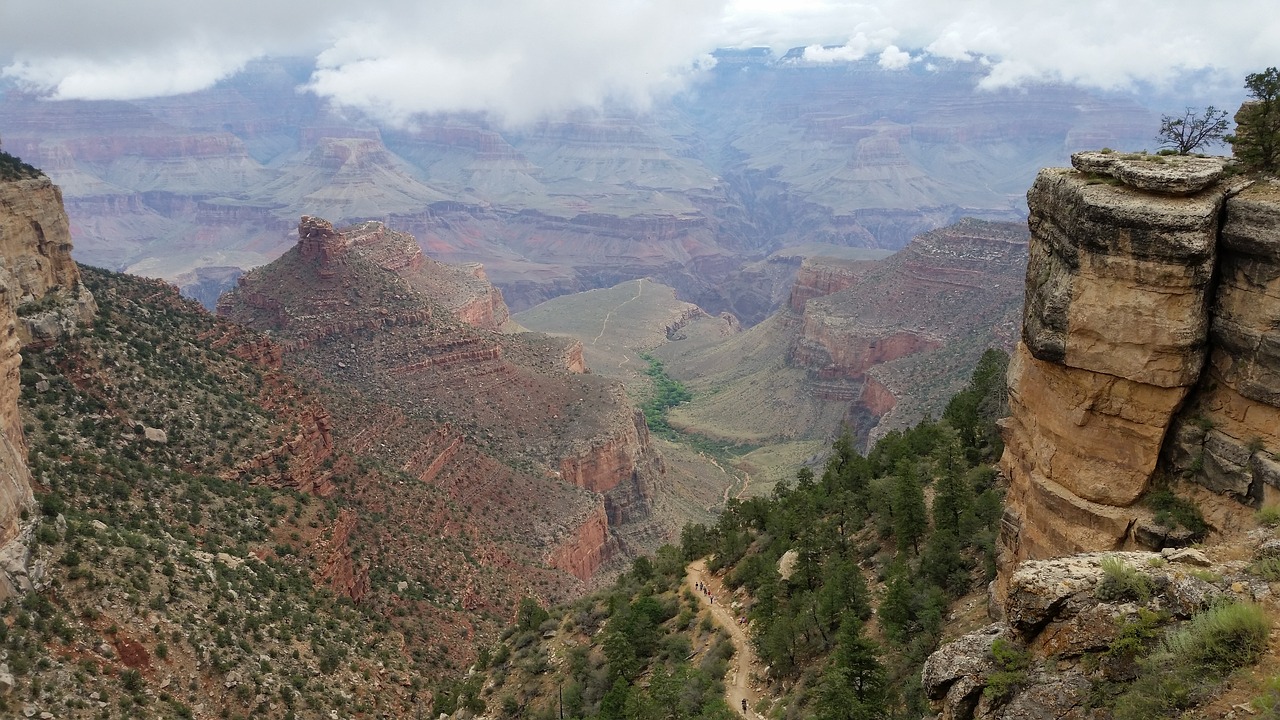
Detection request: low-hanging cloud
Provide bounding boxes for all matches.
[721,0,1278,95]
[1,0,1275,123]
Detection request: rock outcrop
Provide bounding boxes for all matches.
[998,154,1280,594]
[0,175,96,596]
[788,219,1027,443]
[1000,155,1227,570]
[927,547,1262,720]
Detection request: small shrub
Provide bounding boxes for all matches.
[1096,557,1153,603]
[1146,489,1209,539]
[1249,556,1280,581]
[1164,601,1270,672]
[1257,504,1280,528]
[1252,674,1280,715]
[984,638,1030,704]
[1188,568,1221,584]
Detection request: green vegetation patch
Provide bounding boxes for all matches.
[0,149,42,181]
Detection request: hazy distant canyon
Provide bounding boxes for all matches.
[0,52,1159,321]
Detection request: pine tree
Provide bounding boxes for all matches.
[814,619,888,719]
[892,461,927,555]
[1230,67,1280,173]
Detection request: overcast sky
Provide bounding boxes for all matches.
[1,0,1274,124]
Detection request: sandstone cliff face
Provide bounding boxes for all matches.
[788,219,1027,443]
[998,155,1280,586]
[0,176,96,596]
[558,408,664,528]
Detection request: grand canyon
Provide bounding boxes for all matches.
[1,16,1278,720]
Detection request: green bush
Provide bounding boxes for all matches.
[1164,601,1270,672]
[1250,556,1280,581]
[983,638,1030,704]
[1258,504,1280,527]
[1146,489,1209,539]
[1096,557,1153,603]
[0,150,41,181]
[1112,602,1269,718]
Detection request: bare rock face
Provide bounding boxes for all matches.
[1071,151,1227,195]
[1022,167,1223,386]
[1163,182,1280,507]
[788,219,1027,443]
[929,551,1227,720]
[999,162,1242,578]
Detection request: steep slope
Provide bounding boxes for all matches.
[219,216,668,580]
[929,152,1280,720]
[514,220,1026,504]
[0,171,96,596]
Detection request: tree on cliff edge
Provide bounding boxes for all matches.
[1229,66,1280,174]
[1157,106,1229,154]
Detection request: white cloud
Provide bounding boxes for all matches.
[802,33,876,63]
[878,45,912,70]
[0,0,1275,120]
[303,0,724,125]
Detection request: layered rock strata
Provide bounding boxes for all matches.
[221,217,666,583]
[1162,182,1280,506]
[998,154,1280,586]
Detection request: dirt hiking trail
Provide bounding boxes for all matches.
[686,559,770,718]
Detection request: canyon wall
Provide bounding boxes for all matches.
[0,176,96,596]
[220,217,666,585]
[998,154,1279,591]
[788,219,1027,443]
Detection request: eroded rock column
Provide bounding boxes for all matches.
[999,153,1233,574]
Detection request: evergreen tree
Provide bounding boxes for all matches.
[892,461,928,555]
[1231,67,1280,173]
[814,619,887,720]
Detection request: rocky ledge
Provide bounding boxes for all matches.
[1071,150,1229,195]
[926,542,1273,720]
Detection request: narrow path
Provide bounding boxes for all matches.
[701,455,736,512]
[686,559,766,718]
[735,469,751,500]
[592,278,644,346]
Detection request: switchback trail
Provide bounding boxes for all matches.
[686,559,767,718]
[592,278,644,345]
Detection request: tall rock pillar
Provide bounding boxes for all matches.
[998,153,1236,582]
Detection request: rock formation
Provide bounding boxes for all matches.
[926,547,1257,720]
[0,174,96,596]
[0,56,1160,317]
[788,219,1028,443]
[220,217,667,583]
[998,153,1280,594]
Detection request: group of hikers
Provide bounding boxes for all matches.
[694,579,715,604]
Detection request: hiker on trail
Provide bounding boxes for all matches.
[742,699,748,713]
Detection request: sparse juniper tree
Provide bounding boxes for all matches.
[1229,67,1280,173]
[1156,106,1229,154]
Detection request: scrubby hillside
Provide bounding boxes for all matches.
[2,263,654,719]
